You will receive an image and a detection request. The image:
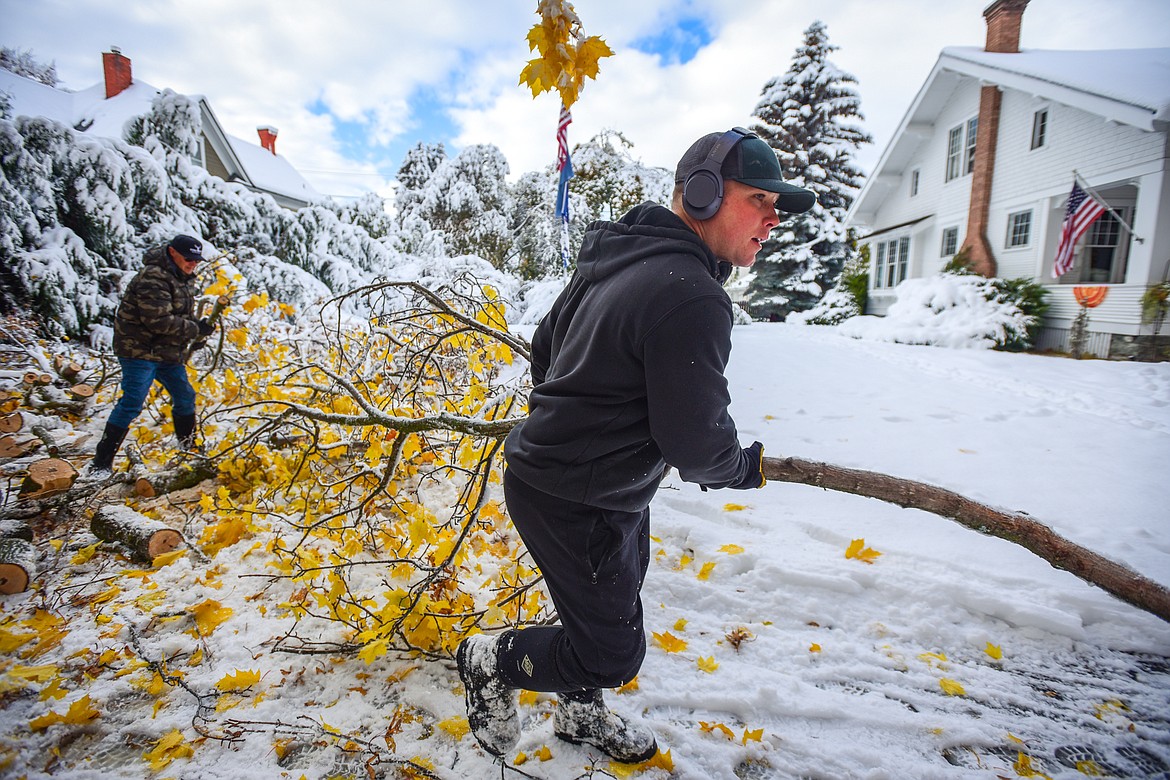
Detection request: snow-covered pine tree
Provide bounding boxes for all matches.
[744,20,870,321]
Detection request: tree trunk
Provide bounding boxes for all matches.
[29,424,59,456]
[0,517,33,541]
[0,537,37,593]
[92,505,184,561]
[0,434,36,459]
[761,455,1170,625]
[19,458,78,499]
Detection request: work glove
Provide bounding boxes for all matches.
[195,318,215,338]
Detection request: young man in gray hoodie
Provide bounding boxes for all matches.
[458,128,816,762]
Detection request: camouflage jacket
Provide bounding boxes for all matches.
[112,245,201,363]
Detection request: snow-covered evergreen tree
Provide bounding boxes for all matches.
[0,47,58,87]
[744,20,870,321]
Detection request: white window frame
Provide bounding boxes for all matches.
[940,227,959,257]
[1075,207,1131,284]
[1005,210,1032,249]
[874,236,910,289]
[1030,108,1048,150]
[945,126,963,182]
[964,117,978,175]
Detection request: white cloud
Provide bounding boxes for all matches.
[4,0,1168,201]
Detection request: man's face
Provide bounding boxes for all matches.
[699,181,781,268]
[168,247,200,276]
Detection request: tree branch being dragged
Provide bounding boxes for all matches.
[761,455,1170,624]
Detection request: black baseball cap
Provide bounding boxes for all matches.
[169,234,204,262]
[676,130,817,214]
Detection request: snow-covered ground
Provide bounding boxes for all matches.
[3,323,1168,780]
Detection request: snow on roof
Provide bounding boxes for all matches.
[942,46,1170,127]
[228,134,320,204]
[1,67,318,206]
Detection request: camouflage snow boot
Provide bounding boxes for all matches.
[554,688,658,763]
[456,634,520,757]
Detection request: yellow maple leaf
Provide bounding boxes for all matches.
[437,716,469,739]
[358,638,387,665]
[985,642,1003,660]
[742,727,763,744]
[518,690,540,706]
[722,503,748,512]
[719,543,744,554]
[615,677,639,694]
[215,669,260,692]
[673,618,687,632]
[844,538,882,564]
[700,721,736,740]
[189,599,233,636]
[0,627,35,654]
[534,745,553,761]
[939,678,966,696]
[143,729,193,772]
[697,656,719,673]
[809,643,822,653]
[652,631,687,653]
[697,561,716,581]
[30,695,100,731]
[71,542,100,565]
[514,751,528,765]
[1014,752,1052,779]
[574,35,614,79]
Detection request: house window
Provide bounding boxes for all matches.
[1006,210,1032,248]
[940,227,959,257]
[964,117,978,174]
[874,236,910,289]
[910,169,920,197]
[945,126,963,181]
[1030,109,1048,150]
[1077,208,1130,284]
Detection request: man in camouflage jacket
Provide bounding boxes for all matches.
[90,235,215,472]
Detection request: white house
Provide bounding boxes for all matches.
[846,0,1170,358]
[0,49,320,210]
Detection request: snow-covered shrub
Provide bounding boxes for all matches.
[837,273,1036,349]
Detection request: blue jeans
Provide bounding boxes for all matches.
[107,358,196,429]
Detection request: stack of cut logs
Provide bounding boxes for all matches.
[0,354,187,594]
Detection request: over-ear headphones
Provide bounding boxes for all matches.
[682,127,757,220]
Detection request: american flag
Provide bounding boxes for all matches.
[1053,181,1106,278]
[555,105,574,266]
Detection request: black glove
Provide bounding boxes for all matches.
[739,441,766,489]
[195,318,214,338]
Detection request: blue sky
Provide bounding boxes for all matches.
[3,0,1168,202]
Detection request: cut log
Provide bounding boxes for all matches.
[53,355,82,380]
[0,537,37,594]
[0,434,36,459]
[134,459,217,498]
[19,458,78,500]
[67,384,95,402]
[29,424,59,456]
[761,455,1170,625]
[0,412,22,434]
[92,505,185,561]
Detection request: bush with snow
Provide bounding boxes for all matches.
[837,273,1036,349]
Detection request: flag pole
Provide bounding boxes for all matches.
[1072,170,1145,244]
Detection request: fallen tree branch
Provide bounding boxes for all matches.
[761,455,1170,624]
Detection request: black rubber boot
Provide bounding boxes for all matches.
[554,688,658,763]
[90,423,129,473]
[456,634,520,757]
[172,412,197,451]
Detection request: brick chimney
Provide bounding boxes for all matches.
[102,47,132,99]
[959,0,1029,278]
[257,126,278,155]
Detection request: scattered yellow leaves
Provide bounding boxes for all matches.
[29,695,100,731]
[189,599,233,636]
[215,669,260,692]
[939,678,966,696]
[652,631,687,654]
[844,538,882,564]
[143,730,193,772]
[437,716,469,740]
